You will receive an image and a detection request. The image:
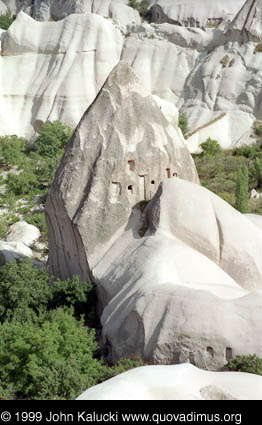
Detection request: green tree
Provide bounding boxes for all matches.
[34,121,73,159]
[128,0,150,17]
[0,136,27,167]
[0,308,104,400]
[7,167,40,196]
[101,353,146,381]
[200,137,221,156]
[0,259,97,326]
[128,0,139,9]
[139,0,150,17]
[0,259,52,323]
[178,111,189,138]
[249,157,262,189]
[235,165,249,213]
[0,13,15,30]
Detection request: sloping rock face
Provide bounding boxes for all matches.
[0,0,141,25]
[0,11,123,137]
[147,178,262,290]
[46,61,199,280]
[77,363,262,400]
[95,179,262,367]
[221,0,262,43]
[148,0,246,28]
[46,63,262,370]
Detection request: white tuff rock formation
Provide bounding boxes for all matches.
[0,11,123,138]
[96,178,262,367]
[46,61,199,280]
[0,0,141,25]
[1,2,262,148]
[46,62,262,370]
[148,0,246,28]
[77,363,262,400]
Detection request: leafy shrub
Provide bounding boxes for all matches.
[0,259,97,326]
[49,276,98,328]
[0,218,7,240]
[0,13,15,30]
[0,308,104,400]
[101,353,147,381]
[178,111,189,138]
[128,0,150,18]
[0,259,52,323]
[34,121,72,159]
[0,260,149,399]
[227,354,262,375]
[0,136,26,167]
[233,143,261,160]
[200,137,221,156]
[138,0,150,17]
[7,168,40,196]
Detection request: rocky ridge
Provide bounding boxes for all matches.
[1,1,262,151]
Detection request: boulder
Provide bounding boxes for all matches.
[0,241,33,266]
[46,61,199,281]
[6,221,40,247]
[77,363,262,400]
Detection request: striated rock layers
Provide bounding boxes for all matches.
[2,2,262,150]
[0,11,123,138]
[46,61,199,281]
[47,62,262,370]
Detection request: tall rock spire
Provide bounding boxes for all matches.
[45,61,199,281]
[227,0,262,42]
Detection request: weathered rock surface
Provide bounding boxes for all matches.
[1,3,262,148]
[0,11,123,137]
[0,241,37,265]
[0,0,141,25]
[148,0,246,28]
[218,0,262,44]
[46,61,199,280]
[6,221,40,247]
[46,62,262,370]
[93,178,262,367]
[147,178,262,290]
[77,363,262,400]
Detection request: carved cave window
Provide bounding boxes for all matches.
[128,160,135,171]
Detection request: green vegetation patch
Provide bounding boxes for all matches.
[0,13,15,30]
[0,260,146,400]
[227,354,262,375]
[128,0,150,18]
[194,139,262,213]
